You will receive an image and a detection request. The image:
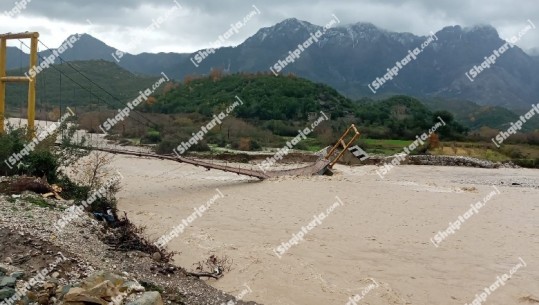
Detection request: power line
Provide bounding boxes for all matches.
[38,39,157,127]
[17,39,158,129]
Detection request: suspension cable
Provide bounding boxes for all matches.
[17,39,156,129]
[37,39,157,127]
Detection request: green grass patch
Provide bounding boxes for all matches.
[25,197,53,209]
[360,138,412,155]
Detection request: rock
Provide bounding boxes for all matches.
[63,287,85,300]
[120,281,145,293]
[61,272,127,305]
[20,295,31,305]
[0,277,17,288]
[27,291,38,301]
[0,287,16,300]
[64,287,108,305]
[151,253,161,262]
[81,271,125,289]
[46,277,60,285]
[405,155,503,168]
[10,272,24,280]
[86,280,120,302]
[56,285,72,299]
[43,282,57,291]
[51,272,60,279]
[0,264,9,275]
[37,292,49,305]
[127,292,164,305]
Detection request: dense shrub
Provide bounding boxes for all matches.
[156,135,210,155]
[23,150,59,182]
[0,123,119,213]
[512,159,539,168]
[141,130,162,144]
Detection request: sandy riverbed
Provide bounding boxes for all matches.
[106,154,539,305]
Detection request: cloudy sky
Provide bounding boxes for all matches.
[1,0,538,55]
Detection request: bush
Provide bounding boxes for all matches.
[156,138,177,155]
[231,137,261,151]
[501,147,525,159]
[293,140,309,151]
[54,175,118,213]
[0,126,58,181]
[0,123,119,213]
[23,150,59,182]
[512,159,539,168]
[156,136,210,155]
[264,120,298,137]
[212,134,228,148]
[56,176,91,200]
[0,126,26,176]
[141,130,161,144]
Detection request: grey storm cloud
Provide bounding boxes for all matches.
[1,0,538,54]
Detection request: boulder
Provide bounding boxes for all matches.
[0,287,16,300]
[126,292,163,305]
[60,271,129,305]
[81,271,125,290]
[43,282,57,292]
[151,253,161,262]
[10,272,25,280]
[0,277,17,288]
[86,280,120,302]
[120,281,145,293]
[37,292,49,305]
[56,285,72,300]
[0,265,9,275]
[64,287,108,305]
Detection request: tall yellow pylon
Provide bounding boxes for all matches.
[0,32,39,138]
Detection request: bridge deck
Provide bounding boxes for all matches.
[81,146,329,180]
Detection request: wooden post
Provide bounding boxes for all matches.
[324,124,361,168]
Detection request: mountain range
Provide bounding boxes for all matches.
[6,18,539,112]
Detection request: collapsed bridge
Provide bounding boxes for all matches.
[74,123,360,180]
